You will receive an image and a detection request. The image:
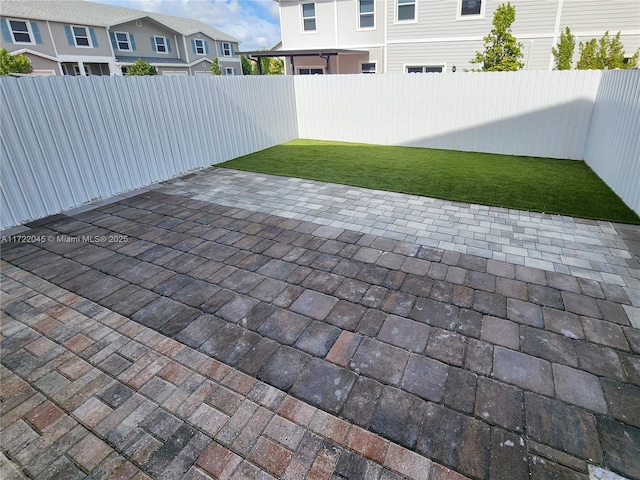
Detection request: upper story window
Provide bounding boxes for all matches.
[72,26,93,47]
[154,36,169,53]
[459,0,484,18]
[222,42,232,56]
[301,3,317,32]
[359,0,375,29]
[6,19,34,43]
[194,38,206,55]
[397,0,416,22]
[114,31,133,51]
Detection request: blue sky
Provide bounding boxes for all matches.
[98,0,282,50]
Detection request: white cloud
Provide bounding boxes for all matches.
[98,0,281,50]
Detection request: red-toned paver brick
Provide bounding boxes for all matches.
[221,370,257,395]
[25,337,58,356]
[325,331,361,368]
[248,436,293,477]
[277,396,317,426]
[306,445,341,480]
[157,361,191,386]
[23,400,66,433]
[196,442,242,478]
[196,357,231,381]
[155,337,186,358]
[264,416,305,451]
[309,410,350,444]
[127,357,170,390]
[429,463,473,480]
[58,356,93,380]
[67,433,113,471]
[346,425,389,464]
[384,442,432,480]
[63,334,94,354]
[189,403,229,437]
[73,397,113,428]
[117,321,146,339]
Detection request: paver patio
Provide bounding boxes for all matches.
[1,167,639,480]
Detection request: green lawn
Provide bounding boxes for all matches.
[219,139,640,224]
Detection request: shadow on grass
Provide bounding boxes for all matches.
[219,140,640,224]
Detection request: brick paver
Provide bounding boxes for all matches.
[2,168,639,480]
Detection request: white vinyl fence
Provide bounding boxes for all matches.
[1,70,638,228]
[584,69,640,215]
[0,75,298,228]
[295,70,603,160]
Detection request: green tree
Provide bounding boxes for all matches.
[210,57,222,75]
[241,55,254,75]
[552,26,575,70]
[470,2,524,71]
[577,31,639,70]
[126,59,157,76]
[0,48,33,75]
[268,57,284,75]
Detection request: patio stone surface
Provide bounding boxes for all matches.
[1,167,639,480]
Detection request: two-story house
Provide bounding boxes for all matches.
[0,0,242,76]
[270,0,640,74]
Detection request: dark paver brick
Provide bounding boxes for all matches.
[546,271,581,293]
[381,291,416,317]
[171,280,220,308]
[411,298,459,330]
[152,274,194,297]
[360,285,388,309]
[425,328,467,367]
[221,270,265,294]
[562,292,602,319]
[490,429,528,480]
[235,337,280,377]
[496,277,528,301]
[350,338,409,386]
[601,379,640,428]
[417,402,491,479]
[377,315,430,353]
[294,321,341,357]
[465,339,494,376]
[520,326,578,367]
[257,346,311,391]
[199,323,261,366]
[341,376,384,428]
[475,377,524,433]
[542,307,585,340]
[526,393,602,463]
[465,271,496,292]
[527,284,564,309]
[515,265,546,285]
[578,278,605,299]
[257,309,310,345]
[443,366,477,414]
[552,364,607,414]
[598,419,640,479]
[370,386,427,450]
[334,278,369,303]
[400,354,448,402]
[325,300,366,330]
[481,316,519,350]
[249,278,288,303]
[473,291,507,318]
[290,359,357,414]
[581,317,629,351]
[575,342,627,382]
[493,347,554,397]
[506,298,544,327]
[597,300,630,326]
[216,295,259,324]
[301,271,344,295]
[290,290,339,321]
[131,297,187,330]
[173,314,225,349]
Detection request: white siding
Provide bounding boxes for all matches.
[0,75,298,228]
[560,0,640,33]
[295,70,602,160]
[280,0,337,49]
[584,69,640,216]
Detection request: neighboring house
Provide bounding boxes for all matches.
[0,0,242,76]
[270,0,640,74]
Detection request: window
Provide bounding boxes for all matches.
[298,67,323,75]
[407,65,443,73]
[225,67,235,75]
[72,26,92,47]
[222,42,231,56]
[361,62,376,74]
[114,32,132,50]
[397,0,416,21]
[459,0,484,17]
[194,38,206,55]
[154,36,168,53]
[7,19,33,43]
[301,3,317,32]
[359,0,375,29]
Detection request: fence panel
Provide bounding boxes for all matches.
[294,70,602,160]
[584,69,640,216]
[0,75,298,228]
